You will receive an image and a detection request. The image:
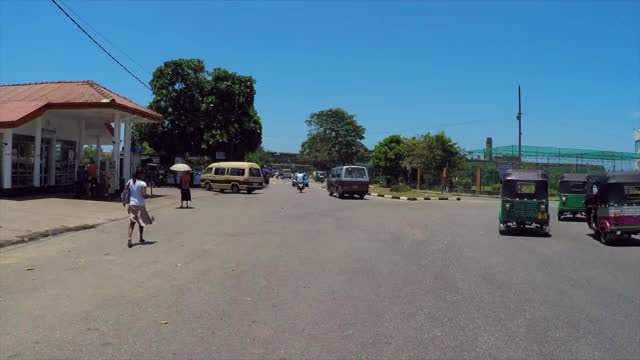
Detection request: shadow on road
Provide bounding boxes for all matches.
[131,241,157,248]
[586,233,640,247]
[501,227,552,238]
[176,206,196,210]
[558,216,586,223]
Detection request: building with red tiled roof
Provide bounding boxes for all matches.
[0,81,162,194]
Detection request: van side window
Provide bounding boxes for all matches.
[335,169,342,178]
[249,168,261,177]
[229,168,245,177]
[203,167,213,175]
[214,168,226,176]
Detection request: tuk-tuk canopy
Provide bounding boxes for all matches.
[559,173,589,182]
[586,172,640,204]
[502,169,548,182]
[501,170,548,200]
[559,173,588,194]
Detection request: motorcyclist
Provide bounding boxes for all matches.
[293,171,307,187]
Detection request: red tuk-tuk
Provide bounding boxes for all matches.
[585,172,640,244]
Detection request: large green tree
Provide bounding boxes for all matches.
[404,132,465,185]
[300,108,368,169]
[133,59,262,162]
[371,135,407,185]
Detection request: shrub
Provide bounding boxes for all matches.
[390,183,411,193]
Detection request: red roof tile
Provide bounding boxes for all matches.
[0,81,162,128]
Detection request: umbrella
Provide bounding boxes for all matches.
[170,163,192,172]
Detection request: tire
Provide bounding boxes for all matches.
[246,189,254,194]
[557,212,562,222]
[337,187,344,199]
[231,184,240,194]
[359,193,366,199]
[204,182,211,191]
[543,225,551,236]
[600,230,616,245]
[499,223,507,235]
[328,192,334,197]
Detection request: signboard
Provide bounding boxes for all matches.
[215,152,225,160]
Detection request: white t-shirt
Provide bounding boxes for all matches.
[128,179,147,206]
[295,173,305,182]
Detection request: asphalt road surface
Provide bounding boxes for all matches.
[1,181,639,359]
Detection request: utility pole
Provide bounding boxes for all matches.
[517,85,522,163]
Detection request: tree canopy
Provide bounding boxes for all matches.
[403,132,466,184]
[133,58,262,163]
[300,108,368,169]
[370,135,407,185]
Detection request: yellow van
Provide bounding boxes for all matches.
[200,162,264,193]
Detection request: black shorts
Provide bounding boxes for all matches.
[180,189,191,201]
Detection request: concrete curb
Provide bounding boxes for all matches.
[369,193,461,202]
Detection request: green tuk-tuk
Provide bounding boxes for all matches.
[557,173,588,221]
[314,171,326,183]
[499,170,550,236]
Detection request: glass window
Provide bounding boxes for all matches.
[214,167,226,176]
[203,167,213,175]
[516,182,536,194]
[624,185,640,198]
[11,134,34,187]
[228,168,245,177]
[344,167,367,179]
[55,140,76,186]
[249,168,262,177]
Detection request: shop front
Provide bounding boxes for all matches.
[0,81,162,196]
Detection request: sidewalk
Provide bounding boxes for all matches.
[0,187,210,248]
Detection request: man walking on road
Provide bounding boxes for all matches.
[126,169,154,248]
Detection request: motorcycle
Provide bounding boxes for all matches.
[297,181,305,193]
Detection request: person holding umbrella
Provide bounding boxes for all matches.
[170,163,193,208]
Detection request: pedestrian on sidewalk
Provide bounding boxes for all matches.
[125,168,154,248]
[179,170,192,208]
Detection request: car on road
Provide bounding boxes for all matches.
[314,171,326,183]
[558,173,588,221]
[327,166,369,199]
[200,161,264,193]
[585,172,640,244]
[498,169,550,236]
[280,169,293,179]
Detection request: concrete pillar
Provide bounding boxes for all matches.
[2,129,13,189]
[96,137,101,179]
[123,120,132,181]
[49,136,56,186]
[76,118,85,180]
[112,112,121,190]
[33,118,42,187]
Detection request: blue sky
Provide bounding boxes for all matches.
[1,1,638,153]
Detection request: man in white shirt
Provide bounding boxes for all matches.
[127,169,153,248]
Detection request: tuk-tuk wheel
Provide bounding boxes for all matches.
[204,182,212,191]
[557,213,562,222]
[600,230,616,245]
[499,223,508,235]
[543,225,550,236]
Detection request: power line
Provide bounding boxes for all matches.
[56,0,153,77]
[50,0,152,91]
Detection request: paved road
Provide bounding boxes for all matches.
[1,182,639,359]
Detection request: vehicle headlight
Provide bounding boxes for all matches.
[540,204,546,212]
[505,203,511,210]
[561,196,567,203]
